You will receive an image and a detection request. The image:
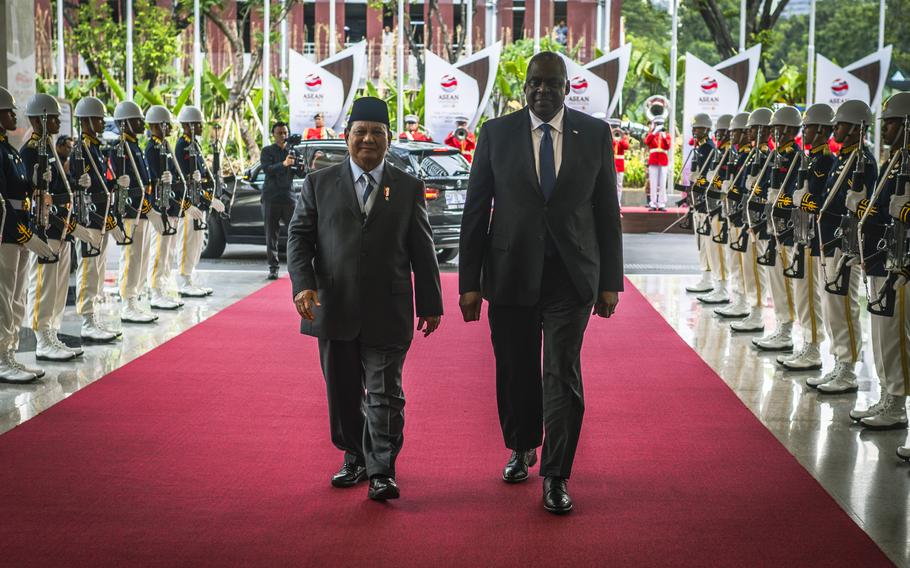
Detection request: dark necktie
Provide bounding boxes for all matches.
[362,172,375,206]
[539,123,556,201]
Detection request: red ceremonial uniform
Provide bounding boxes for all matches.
[644,131,671,166]
[304,127,334,140]
[613,137,630,172]
[444,131,477,163]
[399,130,433,142]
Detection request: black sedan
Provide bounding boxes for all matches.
[203,139,470,264]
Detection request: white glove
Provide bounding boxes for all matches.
[187,205,204,221]
[889,193,909,219]
[845,189,864,213]
[161,171,173,184]
[793,188,809,207]
[42,170,53,183]
[210,197,225,213]
[192,170,202,183]
[894,274,909,290]
[78,173,92,189]
[117,175,130,189]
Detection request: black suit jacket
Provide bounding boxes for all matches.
[459,107,623,306]
[260,143,295,203]
[287,160,443,346]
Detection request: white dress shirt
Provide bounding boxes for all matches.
[349,158,385,214]
[529,106,565,181]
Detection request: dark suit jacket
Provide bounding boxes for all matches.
[260,143,295,203]
[287,160,443,346]
[458,107,623,306]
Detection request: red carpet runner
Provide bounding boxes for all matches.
[0,275,892,566]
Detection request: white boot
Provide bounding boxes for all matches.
[150,288,182,310]
[860,395,908,430]
[81,314,118,343]
[850,392,891,422]
[897,445,910,461]
[781,343,822,371]
[4,350,45,379]
[777,344,806,364]
[715,293,749,318]
[816,362,858,394]
[685,271,714,293]
[697,281,730,305]
[121,298,158,323]
[178,275,209,298]
[35,329,77,362]
[807,362,847,388]
[753,321,794,351]
[0,351,37,383]
[730,308,765,332]
[50,330,84,357]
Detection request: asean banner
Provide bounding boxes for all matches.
[558,44,631,118]
[814,46,892,112]
[289,41,366,134]
[424,43,501,143]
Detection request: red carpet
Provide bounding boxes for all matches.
[0,275,892,566]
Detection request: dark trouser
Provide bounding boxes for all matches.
[488,255,592,479]
[317,337,410,478]
[262,199,295,269]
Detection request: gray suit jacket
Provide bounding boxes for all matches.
[287,160,443,346]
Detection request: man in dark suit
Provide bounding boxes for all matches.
[260,122,297,280]
[458,52,623,514]
[287,97,443,501]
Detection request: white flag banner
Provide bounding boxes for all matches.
[557,52,610,117]
[814,46,892,112]
[585,43,633,117]
[454,42,501,132]
[425,51,480,143]
[289,41,366,134]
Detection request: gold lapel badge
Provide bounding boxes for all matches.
[384,186,390,201]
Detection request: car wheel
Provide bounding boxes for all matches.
[201,217,227,259]
[436,249,458,264]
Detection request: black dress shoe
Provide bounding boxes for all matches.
[267,267,279,280]
[331,463,367,488]
[502,449,537,483]
[543,477,573,515]
[368,476,400,500]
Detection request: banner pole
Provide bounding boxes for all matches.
[329,0,337,57]
[466,0,473,56]
[56,0,64,97]
[126,0,134,100]
[667,0,678,197]
[596,1,603,53]
[280,0,288,80]
[874,0,885,158]
[533,0,540,54]
[806,0,815,108]
[263,0,270,142]
[193,0,202,107]
[604,0,611,52]
[397,0,405,133]
[739,0,746,53]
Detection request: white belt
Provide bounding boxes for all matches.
[615,155,625,161]
[649,148,667,154]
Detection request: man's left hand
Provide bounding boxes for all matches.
[417,316,441,337]
[594,291,619,318]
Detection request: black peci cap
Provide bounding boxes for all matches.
[347,97,390,130]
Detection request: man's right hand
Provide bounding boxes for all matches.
[459,291,483,322]
[283,154,296,167]
[294,289,321,320]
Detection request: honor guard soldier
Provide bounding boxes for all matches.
[644,119,671,211]
[304,112,337,140]
[751,106,801,353]
[21,94,83,362]
[806,100,877,394]
[849,92,910,429]
[687,113,726,301]
[611,121,630,204]
[175,105,225,297]
[72,96,120,343]
[0,87,50,381]
[144,105,184,311]
[444,115,477,163]
[399,115,432,142]
[778,103,836,372]
[112,100,158,324]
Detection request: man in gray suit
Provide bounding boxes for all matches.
[459,52,623,514]
[287,97,443,501]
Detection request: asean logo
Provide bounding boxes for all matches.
[441,74,458,93]
[700,76,718,94]
[305,74,322,92]
[831,78,849,97]
[570,76,588,94]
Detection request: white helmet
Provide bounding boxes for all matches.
[145,105,173,125]
[881,92,910,121]
[771,105,802,128]
[74,97,106,118]
[747,107,773,128]
[715,114,733,131]
[0,87,16,111]
[25,93,61,117]
[833,99,873,126]
[113,101,144,122]
[802,103,835,126]
[178,105,205,124]
[692,113,712,129]
[730,112,750,131]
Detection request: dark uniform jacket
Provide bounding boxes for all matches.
[764,140,801,246]
[727,143,752,228]
[20,133,73,240]
[860,154,903,277]
[707,140,733,215]
[175,134,213,213]
[109,134,151,219]
[691,138,717,213]
[287,160,443,346]
[459,106,623,306]
[260,143,295,203]
[815,142,877,258]
[145,136,184,218]
[0,133,32,244]
[69,134,113,231]
[797,144,836,256]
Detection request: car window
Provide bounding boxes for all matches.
[418,153,471,177]
[305,148,348,171]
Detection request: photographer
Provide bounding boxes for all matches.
[260,121,297,280]
[444,115,476,163]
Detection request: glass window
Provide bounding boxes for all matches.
[418,153,471,177]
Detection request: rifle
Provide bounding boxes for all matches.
[818,128,863,295]
[187,137,209,231]
[784,140,813,279]
[761,138,802,268]
[47,131,75,262]
[688,142,717,235]
[153,137,177,236]
[70,122,103,257]
[31,113,59,264]
[79,132,114,250]
[210,123,229,220]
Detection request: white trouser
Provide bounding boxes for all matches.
[741,238,765,308]
[179,214,205,277]
[869,276,910,396]
[760,242,794,324]
[648,165,667,209]
[693,213,710,272]
[76,233,110,316]
[28,239,71,332]
[616,172,624,205]
[0,244,29,351]
[791,254,825,345]
[726,226,744,298]
[706,218,726,283]
[818,254,863,365]
[119,218,152,301]
[149,221,180,290]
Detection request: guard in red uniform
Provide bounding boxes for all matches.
[304,112,336,140]
[644,121,671,211]
[399,115,432,142]
[612,123,630,204]
[444,116,476,163]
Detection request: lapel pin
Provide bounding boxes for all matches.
[572,129,578,134]
[384,187,390,201]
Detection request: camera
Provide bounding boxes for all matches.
[286,134,306,176]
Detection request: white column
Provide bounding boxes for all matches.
[533,0,540,53]
[280,0,288,80]
[466,0,473,55]
[874,0,885,157]
[667,0,679,196]
[596,0,603,52]
[739,0,746,52]
[806,0,816,108]
[56,0,64,97]
[193,0,202,107]
[397,0,405,133]
[126,0,134,100]
[604,0,611,52]
[329,0,337,57]
[263,0,270,142]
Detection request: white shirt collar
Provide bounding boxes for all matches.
[529,106,565,134]
[349,157,385,185]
